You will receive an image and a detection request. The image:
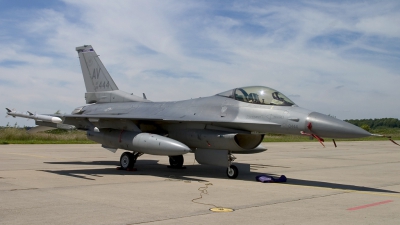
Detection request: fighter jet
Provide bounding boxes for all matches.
[6,45,394,179]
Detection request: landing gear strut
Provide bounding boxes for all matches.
[226,153,238,179]
[120,151,143,170]
[169,155,184,168]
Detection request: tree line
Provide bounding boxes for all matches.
[345,118,400,129]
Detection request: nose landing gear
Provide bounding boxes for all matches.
[226,153,238,179]
[227,165,238,179]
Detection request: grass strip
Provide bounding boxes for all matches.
[0,128,95,144]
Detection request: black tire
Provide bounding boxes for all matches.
[226,165,239,179]
[120,152,134,170]
[169,155,184,168]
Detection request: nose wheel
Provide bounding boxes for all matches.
[226,153,238,179]
[227,165,238,179]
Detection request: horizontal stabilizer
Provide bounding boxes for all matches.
[85,90,150,104]
[35,121,76,130]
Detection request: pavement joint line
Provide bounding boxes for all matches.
[0,202,94,212]
[278,161,400,173]
[9,188,39,191]
[378,183,400,188]
[232,186,399,212]
[126,211,212,225]
[278,183,400,198]
[0,185,218,223]
[5,185,149,213]
[3,152,48,158]
[3,176,222,219]
[2,181,197,194]
[349,190,400,198]
[0,176,178,193]
[233,192,345,211]
[1,152,70,160]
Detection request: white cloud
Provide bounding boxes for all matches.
[1,0,400,126]
[356,14,400,37]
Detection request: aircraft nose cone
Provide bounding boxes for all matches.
[306,112,371,138]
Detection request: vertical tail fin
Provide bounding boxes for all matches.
[76,45,118,92]
[76,45,150,104]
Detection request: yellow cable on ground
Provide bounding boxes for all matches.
[165,175,234,212]
[191,182,234,212]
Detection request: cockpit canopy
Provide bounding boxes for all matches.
[216,86,296,106]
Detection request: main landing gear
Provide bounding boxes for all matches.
[119,153,185,170]
[168,155,185,168]
[119,151,143,170]
[119,151,238,179]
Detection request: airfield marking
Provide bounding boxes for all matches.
[209,207,234,212]
[347,200,393,211]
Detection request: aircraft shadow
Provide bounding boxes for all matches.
[44,160,158,166]
[40,160,398,194]
[279,177,399,193]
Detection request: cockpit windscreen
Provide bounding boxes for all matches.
[217,86,295,106]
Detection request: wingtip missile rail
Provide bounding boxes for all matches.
[5,108,62,124]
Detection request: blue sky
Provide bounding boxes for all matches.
[1,0,399,126]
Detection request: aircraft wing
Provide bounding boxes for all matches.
[6,108,280,133]
[60,113,280,133]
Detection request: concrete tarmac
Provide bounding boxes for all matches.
[0,141,399,225]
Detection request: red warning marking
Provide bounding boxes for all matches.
[307,122,312,130]
[119,130,125,143]
[347,200,393,211]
